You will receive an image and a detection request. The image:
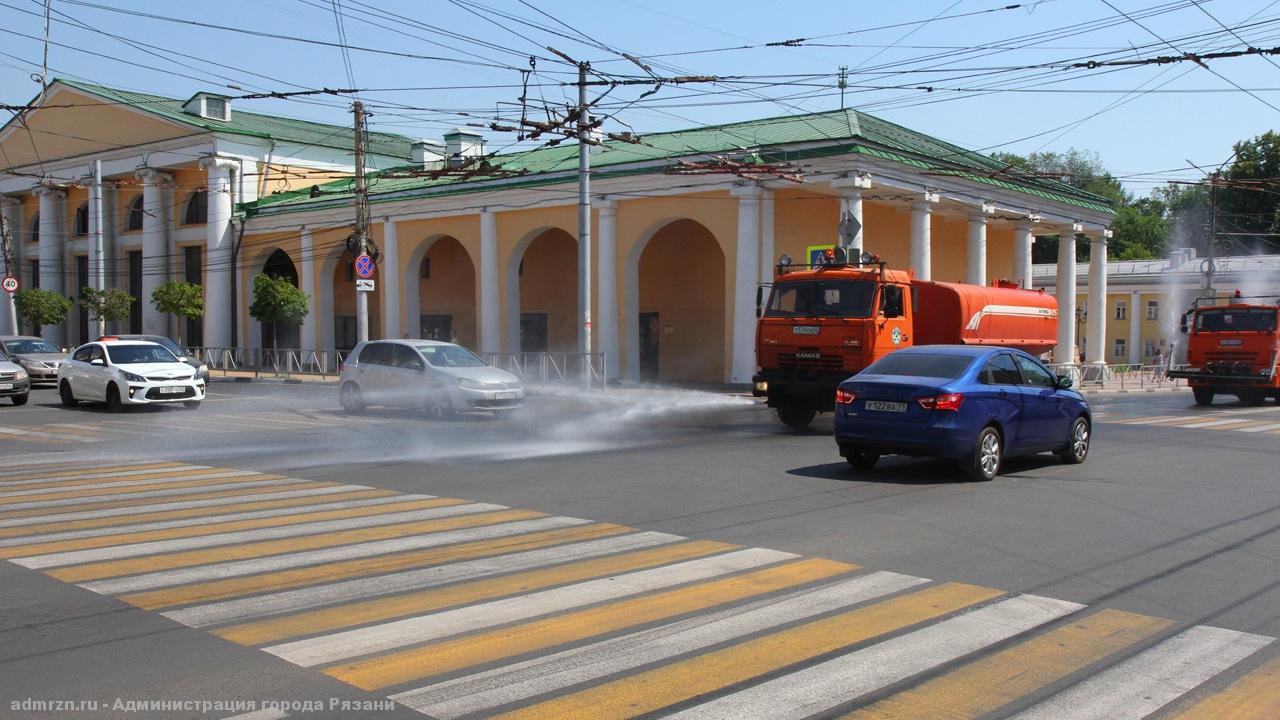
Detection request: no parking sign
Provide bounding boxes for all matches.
[354,254,375,279]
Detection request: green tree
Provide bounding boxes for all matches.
[248,273,309,357]
[1220,131,1280,252]
[13,288,72,337]
[150,280,204,346]
[80,287,135,325]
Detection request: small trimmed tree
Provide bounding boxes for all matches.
[13,288,72,338]
[80,287,135,330]
[150,280,204,347]
[248,273,309,357]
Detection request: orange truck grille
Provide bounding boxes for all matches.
[777,352,845,373]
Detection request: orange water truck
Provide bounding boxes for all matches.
[1168,291,1280,405]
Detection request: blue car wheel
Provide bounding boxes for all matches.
[964,426,1002,481]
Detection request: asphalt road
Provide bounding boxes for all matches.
[1,380,1278,719]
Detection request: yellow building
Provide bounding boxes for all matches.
[2,80,1119,384]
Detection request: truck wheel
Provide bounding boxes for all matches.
[777,406,816,429]
[845,449,880,470]
[1192,388,1214,406]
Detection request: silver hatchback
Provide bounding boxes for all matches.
[338,340,524,418]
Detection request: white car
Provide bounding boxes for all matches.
[338,339,524,418]
[57,339,205,411]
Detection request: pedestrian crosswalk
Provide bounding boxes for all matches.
[1,460,1276,719]
[1094,404,1280,435]
[0,410,393,446]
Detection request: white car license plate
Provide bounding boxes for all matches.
[494,391,517,400]
[158,386,185,394]
[865,400,907,413]
[0,383,12,390]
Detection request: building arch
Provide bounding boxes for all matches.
[248,247,301,350]
[184,189,208,225]
[504,225,577,353]
[403,234,478,346]
[623,217,728,383]
[125,194,145,232]
[73,202,89,236]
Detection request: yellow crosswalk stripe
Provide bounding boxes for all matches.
[0,462,187,483]
[0,497,467,559]
[0,467,237,493]
[839,608,1172,720]
[0,489,398,539]
[327,557,860,691]
[48,508,547,582]
[0,473,285,506]
[214,539,738,645]
[1164,653,1280,720]
[0,481,336,521]
[122,522,634,610]
[480,582,1001,720]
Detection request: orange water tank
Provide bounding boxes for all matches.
[912,280,1058,354]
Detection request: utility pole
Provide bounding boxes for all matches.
[1,215,18,335]
[1206,170,1218,299]
[576,60,593,384]
[838,66,849,109]
[353,100,370,344]
[90,159,105,337]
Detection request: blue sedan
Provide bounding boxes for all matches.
[834,346,1091,481]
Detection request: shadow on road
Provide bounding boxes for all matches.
[788,454,1065,485]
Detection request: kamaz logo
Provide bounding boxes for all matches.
[792,326,820,335]
[795,351,821,360]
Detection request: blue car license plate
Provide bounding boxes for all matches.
[865,400,907,413]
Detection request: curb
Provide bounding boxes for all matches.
[1080,386,1189,396]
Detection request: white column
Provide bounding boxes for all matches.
[1085,231,1108,365]
[1053,225,1079,365]
[299,227,317,350]
[596,198,620,380]
[909,198,933,281]
[965,211,988,286]
[1128,290,1142,365]
[380,218,400,339]
[0,197,20,335]
[1012,219,1034,289]
[730,184,761,384]
[758,189,774,283]
[137,169,171,336]
[478,209,500,353]
[35,186,66,346]
[201,158,236,349]
[838,190,864,256]
[316,256,335,351]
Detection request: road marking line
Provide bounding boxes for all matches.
[1235,422,1280,433]
[1109,415,1184,424]
[0,473,283,507]
[48,508,547,582]
[1175,418,1263,429]
[0,468,256,497]
[153,523,631,626]
[480,582,1008,720]
[0,488,398,538]
[0,478,299,512]
[395,570,930,720]
[1164,653,1280,719]
[216,539,736,645]
[17,502,494,569]
[0,426,100,442]
[659,594,1083,720]
[32,424,113,438]
[0,497,463,559]
[838,608,1172,720]
[0,482,349,525]
[1136,416,1215,426]
[217,709,288,720]
[1008,625,1273,720]
[325,557,858,691]
[0,462,187,482]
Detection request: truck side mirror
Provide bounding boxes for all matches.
[1179,312,1189,334]
[755,286,764,318]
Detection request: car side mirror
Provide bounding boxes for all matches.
[1179,313,1189,334]
[178,356,189,362]
[90,358,104,366]
[1056,375,1073,389]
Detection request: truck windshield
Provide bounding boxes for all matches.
[766,280,876,318]
[1195,308,1277,332]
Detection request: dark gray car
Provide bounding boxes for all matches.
[0,336,68,385]
[109,335,209,383]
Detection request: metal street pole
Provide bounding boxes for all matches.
[91,159,105,337]
[577,61,592,385]
[1,216,18,335]
[354,100,370,344]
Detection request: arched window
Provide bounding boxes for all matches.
[184,189,208,225]
[126,195,145,232]
[28,215,38,243]
[74,202,89,236]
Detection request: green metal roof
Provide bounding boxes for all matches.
[246,106,1114,216]
[47,79,414,160]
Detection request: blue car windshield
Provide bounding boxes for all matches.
[863,353,973,379]
[106,345,179,365]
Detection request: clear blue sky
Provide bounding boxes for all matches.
[2,0,1277,194]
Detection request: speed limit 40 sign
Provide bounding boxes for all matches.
[1,276,17,293]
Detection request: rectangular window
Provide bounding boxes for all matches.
[1114,338,1127,357]
[1146,300,1158,320]
[420,257,431,279]
[183,246,203,347]
[520,313,548,353]
[345,261,355,283]
[28,260,38,289]
[1144,340,1157,358]
[1115,301,1127,321]
[420,314,452,341]
[335,316,357,351]
[76,255,89,343]
[127,251,142,334]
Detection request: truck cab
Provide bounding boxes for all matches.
[1169,294,1280,406]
